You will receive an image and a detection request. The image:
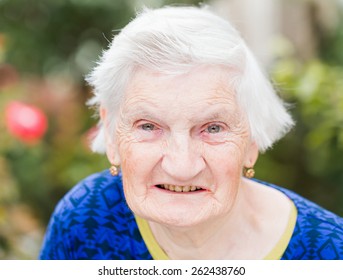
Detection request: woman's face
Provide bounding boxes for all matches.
[108,66,258,227]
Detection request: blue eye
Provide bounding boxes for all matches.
[206,124,222,133]
[141,123,155,131]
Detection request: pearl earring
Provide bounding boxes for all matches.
[109,165,120,176]
[243,167,255,178]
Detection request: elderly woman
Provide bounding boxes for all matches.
[40,6,343,260]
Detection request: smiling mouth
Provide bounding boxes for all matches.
[156,184,204,193]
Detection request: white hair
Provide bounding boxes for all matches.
[86,5,294,153]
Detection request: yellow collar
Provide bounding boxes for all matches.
[135,202,297,260]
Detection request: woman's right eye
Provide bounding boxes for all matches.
[140,123,156,131]
[134,121,162,141]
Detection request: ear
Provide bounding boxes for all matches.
[100,107,121,165]
[244,140,259,168]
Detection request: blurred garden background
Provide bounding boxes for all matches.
[0,0,343,259]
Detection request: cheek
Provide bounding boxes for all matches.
[119,140,161,190]
[121,142,160,167]
[205,138,247,191]
[206,138,246,168]
[119,141,162,213]
[119,144,149,207]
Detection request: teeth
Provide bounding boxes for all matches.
[160,184,202,192]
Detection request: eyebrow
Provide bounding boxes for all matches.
[194,108,232,123]
[123,105,165,124]
[124,103,235,125]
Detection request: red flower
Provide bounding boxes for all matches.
[5,101,48,144]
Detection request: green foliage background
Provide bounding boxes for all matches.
[0,0,342,259]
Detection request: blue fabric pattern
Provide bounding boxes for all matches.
[39,170,343,260]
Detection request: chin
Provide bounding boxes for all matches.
[131,199,219,228]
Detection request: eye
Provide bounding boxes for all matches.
[134,120,162,142]
[206,124,222,134]
[140,123,156,131]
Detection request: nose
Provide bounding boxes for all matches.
[161,133,206,182]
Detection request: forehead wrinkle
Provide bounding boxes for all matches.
[121,94,239,126]
[121,70,239,124]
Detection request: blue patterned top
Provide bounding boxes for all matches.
[39,170,343,260]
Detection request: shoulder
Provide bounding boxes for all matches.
[55,170,126,214]
[257,180,343,260]
[40,170,143,259]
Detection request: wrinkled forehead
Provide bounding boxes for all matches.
[122,65,240,112]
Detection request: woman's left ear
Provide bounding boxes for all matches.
[244,141,259,168]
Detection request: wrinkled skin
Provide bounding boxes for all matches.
[105,65,258,228]
[102,65,293,259]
